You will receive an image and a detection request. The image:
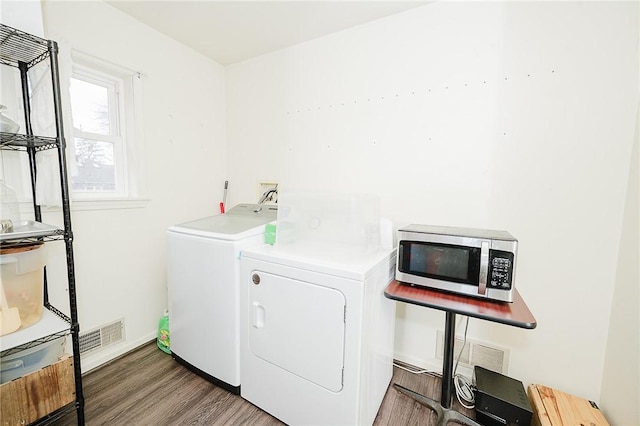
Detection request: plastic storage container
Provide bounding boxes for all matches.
[0,244,46,335]
[0,336,65,383]
[275,191,381,258]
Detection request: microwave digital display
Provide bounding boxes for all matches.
[401,241,481,285]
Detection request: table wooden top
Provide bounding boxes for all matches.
[385,280,536,329]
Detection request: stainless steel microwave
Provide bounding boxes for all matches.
[396,225,518,302]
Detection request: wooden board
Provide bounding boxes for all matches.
[0,354,75,425]
[528,384,610,426]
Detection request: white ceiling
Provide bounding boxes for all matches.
[106,1,429,65]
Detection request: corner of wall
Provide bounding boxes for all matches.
[599,101,640,425]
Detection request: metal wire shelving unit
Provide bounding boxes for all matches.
[0,23,84,425]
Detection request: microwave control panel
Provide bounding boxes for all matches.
[488,250,515,289]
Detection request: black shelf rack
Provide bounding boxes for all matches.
[0,24,49,68]
[0,23,84,425]
[1,132,59,151]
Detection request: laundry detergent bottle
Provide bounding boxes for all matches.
[157,309,171,354]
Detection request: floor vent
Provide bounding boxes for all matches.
[79,319,125,355]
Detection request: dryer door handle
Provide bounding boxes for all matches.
[252,301,265,328]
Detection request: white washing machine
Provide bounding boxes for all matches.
[167,203,277,394]
[239,244,397,425]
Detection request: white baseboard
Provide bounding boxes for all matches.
[393,351,474,380]
[393,352,442,374]
[80,331,158,374]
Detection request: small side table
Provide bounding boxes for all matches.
[384,280,536,426]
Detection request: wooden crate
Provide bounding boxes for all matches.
[528,384,610,426]
[1,354,75,425]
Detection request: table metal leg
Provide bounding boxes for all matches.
[441,311,456,409]
[394,383,481,426]
[392,311,482,426]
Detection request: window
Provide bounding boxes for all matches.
[67,52,146,204]
[70,66,123,192]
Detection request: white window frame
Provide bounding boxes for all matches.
[67,50,147,209]
[70,65,126,195]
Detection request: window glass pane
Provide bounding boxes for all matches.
[72,137,115,191]
[69,77,110,135]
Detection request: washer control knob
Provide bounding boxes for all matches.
[252,274,261,285]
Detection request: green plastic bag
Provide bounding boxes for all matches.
[157,309,171,354]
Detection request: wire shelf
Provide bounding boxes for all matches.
[0,307,71,357]
[0,23,50,69]
[0,232,66,248]
[0,132,59,151]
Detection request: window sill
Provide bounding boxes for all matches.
[44,197,150,212]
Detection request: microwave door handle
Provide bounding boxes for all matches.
[478,241,489,295]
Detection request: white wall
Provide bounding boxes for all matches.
[227,1,638,405]
[599,104,639,425]
[5,1,637,419]
[37,0,227,371]
[0,0,43,36]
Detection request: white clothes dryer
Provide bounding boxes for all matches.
[167,204,277,394]
[239,244,396,425]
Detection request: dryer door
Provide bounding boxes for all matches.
[249,271,346,392]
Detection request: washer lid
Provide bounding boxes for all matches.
[168,204,277,240]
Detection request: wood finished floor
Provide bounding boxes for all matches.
[52,341,475,425]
